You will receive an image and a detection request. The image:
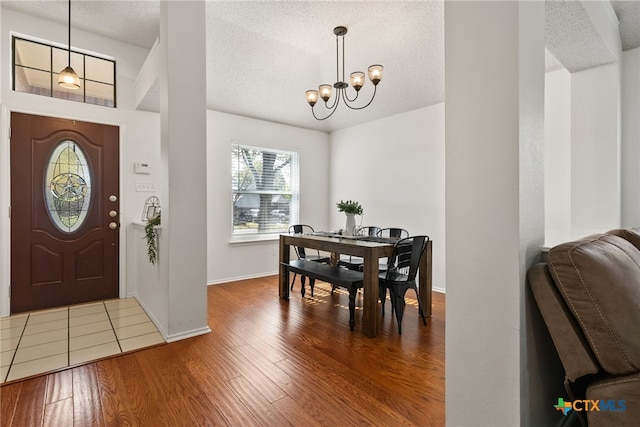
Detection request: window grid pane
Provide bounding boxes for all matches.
[15,38,51,70]
[12,36,115,108]
[85,55,114,83]
[232,144,299,237]
[14,67,52,96]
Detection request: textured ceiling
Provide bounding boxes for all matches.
[3,1,639,133]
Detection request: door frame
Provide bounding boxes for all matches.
[0,106,127,317]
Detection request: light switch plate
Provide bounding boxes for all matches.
[135,182,155,192]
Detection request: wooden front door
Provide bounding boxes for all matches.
[10,112,120,313]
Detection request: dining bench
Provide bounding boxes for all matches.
[280,259,364,331]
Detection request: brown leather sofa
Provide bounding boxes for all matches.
[528,228,640,426]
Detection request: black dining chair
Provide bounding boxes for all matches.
[288,224,330,296]
[378,227,409,239]
[374,227,409,271]
[379,235,429,334]
[338,226,381,271]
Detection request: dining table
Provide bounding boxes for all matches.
[278,232,432,338]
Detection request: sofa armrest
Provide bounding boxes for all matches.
[528,263,599,381]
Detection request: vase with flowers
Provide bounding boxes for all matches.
[336,199,363,236]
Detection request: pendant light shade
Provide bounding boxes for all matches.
[59,0,80,90]
[59,66,80,89]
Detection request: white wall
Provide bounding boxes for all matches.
[329,104,446,292]
[206,110,330,284]
[621,47,640,227]
[544,69,572,246]
[544,62,627,245]
[571,63,621,237]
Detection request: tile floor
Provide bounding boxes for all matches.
[0,298,165,383]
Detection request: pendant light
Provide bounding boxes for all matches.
[58,0,80,89]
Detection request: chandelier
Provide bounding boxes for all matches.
[305,26,383,121]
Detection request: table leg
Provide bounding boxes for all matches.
[330,252,340,266]
[279,236,290,300]
[419,240,432,317]
[361,247,379,338]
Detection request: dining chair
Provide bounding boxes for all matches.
[373,227,409,272]
[288,224,330,296]
[377,227,409,239]
[338,226,381,271]
[379,235,429,334]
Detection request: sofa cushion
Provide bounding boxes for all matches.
[586,372,640,427]
[548,234,640,376]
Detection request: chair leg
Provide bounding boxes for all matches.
[310,278,316,297]
[389,287,405,334]
[379,285,387,316]
[300,275,306,297]
[290,272,297,290]
[348,286,357,331]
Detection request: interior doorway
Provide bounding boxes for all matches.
[10,112,120,313]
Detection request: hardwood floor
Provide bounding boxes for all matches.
[0,275,445,426]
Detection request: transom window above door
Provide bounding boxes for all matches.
[12,35,116,107]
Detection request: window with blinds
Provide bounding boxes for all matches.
[12,36,116,107]
[232,144,299,238]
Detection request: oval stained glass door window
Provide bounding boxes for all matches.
[44,140,92,233]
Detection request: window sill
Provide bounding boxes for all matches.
[229,234,282,246]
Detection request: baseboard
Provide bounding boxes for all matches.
[165,326,212,343]
[208,271,278,285]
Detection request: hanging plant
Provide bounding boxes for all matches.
[144,213,161,265]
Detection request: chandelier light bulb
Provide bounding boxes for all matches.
[319,84,333,102]
[350,72,365,91]
[305,90,318,107]
[368,65,384,86]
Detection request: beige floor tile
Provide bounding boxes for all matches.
[24,318,68,335]
[69,312,109,327]
[27,308,68,325]
[0,314,28,330]
[113,322,159,340]
[119,332,165,353]
[19,328,67,348]
[70,329,116,351]
[107,305,145,319]
[69,320,112,338]
[0,325,26,340]
[109,313,152,329]
[1,365,9,382]
[3,298,163,383]
[1,349,16,367]
[70,341,121,365]
[104,298,139,310]
[69,303,106,318]
[13,339,67,364]
[6,353,68,382]
[1,336,22,353]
